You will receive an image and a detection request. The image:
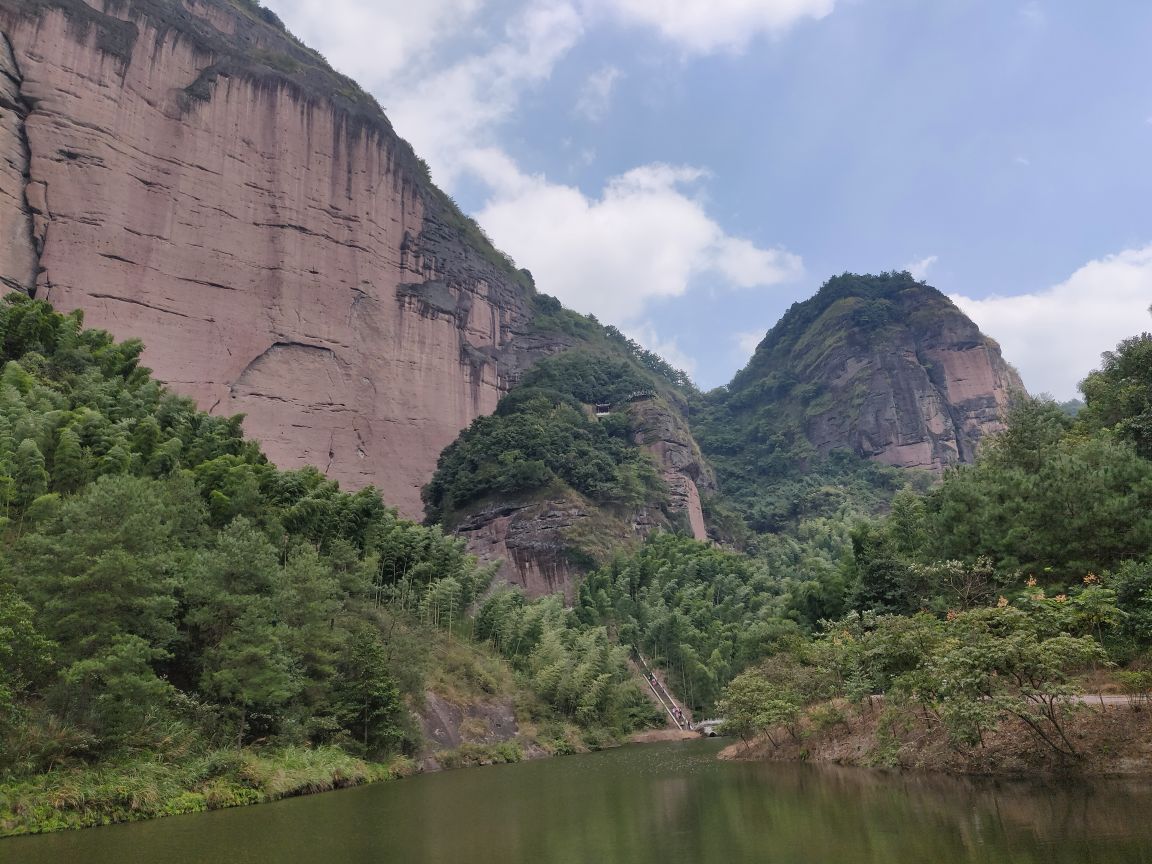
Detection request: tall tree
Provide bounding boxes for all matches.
[51,426,88,494]
[11,475,186,662]
[11,438,48,508]
[1080,331,1152,458]
[185,518,300,745]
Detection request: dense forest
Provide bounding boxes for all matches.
[422,352,669,525]
[0,295,656,835]
[715,321,1152,761]
[3,287,1151,835]
[518,313,1152,732]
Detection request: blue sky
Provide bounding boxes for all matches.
[267,0,1152,399]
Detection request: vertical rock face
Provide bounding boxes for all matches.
[627,397,715,541]
[799,290,1024,471]
[0,0,557,517]
[0,33,36,293]
[455,496,592,602]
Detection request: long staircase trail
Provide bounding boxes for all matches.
[634,650,690,731]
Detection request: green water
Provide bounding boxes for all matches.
[7,740,1152,863]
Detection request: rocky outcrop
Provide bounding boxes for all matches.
[455,399,715,600]
[0,33,35,294]
[719,274,1025,473]
[455,496,591,601]
[0,0,567,518]
[803,300,1022,471]
[627,397,715,541]
[416,691,519,756]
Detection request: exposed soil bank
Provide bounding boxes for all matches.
[720,700,1152,777]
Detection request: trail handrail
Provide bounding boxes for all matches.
[634,650,686,730]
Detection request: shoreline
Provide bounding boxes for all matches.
[1,727,681,839]
[0,746,413,839]
[718,700,1152,778]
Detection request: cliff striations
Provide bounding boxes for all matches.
[0,0,564,517]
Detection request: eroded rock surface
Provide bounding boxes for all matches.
[0,32,35,293]
[455,497,592,602]
[802,301,1023,470]
[456,398,716,599]
[715,275,1025,475]
[627,397,715,541]
[0,0,562,517]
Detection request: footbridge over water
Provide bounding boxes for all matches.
[691,719,725,737]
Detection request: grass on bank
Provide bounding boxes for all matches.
[0,745,417,837]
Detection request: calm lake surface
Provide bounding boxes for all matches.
[8,740,1152,864]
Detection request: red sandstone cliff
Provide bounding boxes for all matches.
[0,4,1026,596]
[0,0,563,518]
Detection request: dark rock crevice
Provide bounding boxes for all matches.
[0,29,37,295]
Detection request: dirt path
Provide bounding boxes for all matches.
[1074,694,1137,706]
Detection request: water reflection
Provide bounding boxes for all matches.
[7,741,1152,864]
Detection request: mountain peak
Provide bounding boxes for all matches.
[698,272,1025,521]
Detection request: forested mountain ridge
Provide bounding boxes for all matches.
[425,348,715,599]
[426,273,1027,596]
[0,0,1026,591]
[693,272,1024,533]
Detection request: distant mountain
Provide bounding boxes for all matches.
[694,272,1025,530]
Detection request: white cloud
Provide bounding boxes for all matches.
[951,245,1152,401]
[627,323,698,378]
[586,0,837,54]
[906,255,938,281]
[472,159,803,323]
[734,329,765,357]
[267,0,483,85]
[575,65,622,121]
[714,237,799,287]
[386,2,584,184]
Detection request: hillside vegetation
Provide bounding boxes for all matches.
[515,316,1152,746]
[0,295,657,835]
[715,322,1152,770]
[423,353,665,526]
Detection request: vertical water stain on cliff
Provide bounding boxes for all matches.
[0,31,37,294]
